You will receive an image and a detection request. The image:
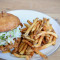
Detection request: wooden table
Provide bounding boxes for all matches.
[0,0,60,60]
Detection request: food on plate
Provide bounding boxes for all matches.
[12,18,57,60]
[0,12,22,51]
[0,14,57,60]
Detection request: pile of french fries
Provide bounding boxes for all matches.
[12,18,58,60]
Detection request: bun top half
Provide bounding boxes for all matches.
[0,13,20,32]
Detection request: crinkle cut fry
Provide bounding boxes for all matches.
[22,39,47,59]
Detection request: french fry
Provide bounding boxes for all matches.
[24,23,30,28]
[23,40,47,59]
[26,46,33,55]
[26,52,34,60]
[12,47,18,54]
[52,37,56,45]
[13,53,26,58]
[42,39,46,44]
[32,48,47,59]
[36,24,40,31]
[37,20,42,24]
[30,51,34,57]
[46,19,49,26]
[18,42,23,50]
[20,44,28,54]
[43,18,47,23]
[24,18,38,36]
[21,28,28,32]
[27,20,32,25]
[35,31,58,39]
[33,39,38,44]
[19,42,25,53]
[22,39,33,47]
[34,36,44,47]
[12,38,21,54]
[37,40,56,50]
[30,32,34,39]
[26,55,30,60]
[49,25,53,31]
[23,36,34,41]
[20,22,23,27]
[32,22,39,32]
[46,36,50,40]
[48,35,53,43]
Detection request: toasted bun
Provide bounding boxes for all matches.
[0,13,20,32]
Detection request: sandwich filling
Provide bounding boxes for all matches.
[0,25,21,46]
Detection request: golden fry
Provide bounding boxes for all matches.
[34,36,44,47]
[33,39,38,44]
[36,24,40,31]
[42,39,46,44]
[20,44,28,54]
[24,18,38,36]
[32,22,39,32]
[23,40,47,59]
[37,40,56,50]
[35,31,58,39]
[24,23,30,28]
[30,51,34,57]
[48,35,53,43]
[22,40,33,47]
[32,48,47,59]
[30,32,34,39]
[52,37,56,45]
[23,36,34,41]
[27,20,32,25]
[26,55,30,60]
[19,42,25,53]
[26,46,33,55]
[13,53,26,58]
[21,28,28,32]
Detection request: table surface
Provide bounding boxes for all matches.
[0,0,60,60]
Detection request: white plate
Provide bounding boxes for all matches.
[0,10,60,60]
